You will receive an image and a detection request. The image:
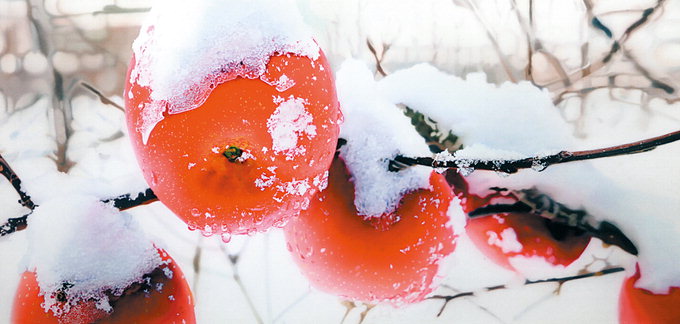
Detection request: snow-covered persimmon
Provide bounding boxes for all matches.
[619,265,680,324]
[448,172,590,271]
[283,158,457,305]
[125,2,342,237]
[12,249,195,324]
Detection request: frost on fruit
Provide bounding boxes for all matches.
[335,59,432,217]
[130,0,320,143]
[25,195,161,315]
[487,228,523,254]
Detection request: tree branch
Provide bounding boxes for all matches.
[0,154,35,210]
[390,129,680,174]
[0,185,157,237]
[102,188,158,211]
[430,267,625,317]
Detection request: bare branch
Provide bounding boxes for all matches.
[431,267,625,317]
[80,82,125,112]
[390,129,680,174]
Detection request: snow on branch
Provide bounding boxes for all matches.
[0,154,35,210]
[1,152,158,236]
[389,129,680,174]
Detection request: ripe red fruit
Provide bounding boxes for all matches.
[126,50,341,237]
[619,265,680,324]
[446,172,590,271]
[12,249,195,324]
[284,158,457,305]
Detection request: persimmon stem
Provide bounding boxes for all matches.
[390,129,680,174]
[0,154,36,210]
[430,267,625,317]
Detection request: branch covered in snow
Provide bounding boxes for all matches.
[0,154,36,210]
[0,185,157,237]
[0,214,29,237]
[430,267,625,317]
[390,129,680,174]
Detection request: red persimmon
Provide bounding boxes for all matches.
[126,50,341,237]
[12,249,195,324]
[447,172,590,271]
[619,265,680,324]
[284,158,457,305]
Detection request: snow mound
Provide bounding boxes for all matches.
[335,59,432,217]
[25,195,161,315]
[130,0,319,143]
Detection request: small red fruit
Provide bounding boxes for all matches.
[12,249,195,324]
[126,49,341,236]
[619,265,680,324]
[447,171,590,271]
[284,158,457,305]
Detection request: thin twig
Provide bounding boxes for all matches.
[430,267,625,317]
[546,0,666,92]
[80,82,125,111]
[220,244,264,324]
[390,129,680,174]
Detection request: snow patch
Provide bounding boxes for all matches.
[487,228,523,254]
[267,96,317,157]
[130,0,319,143]
[335,59,432,217]
[25,195,161,316]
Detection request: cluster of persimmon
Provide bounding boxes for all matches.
[9,6,680,324]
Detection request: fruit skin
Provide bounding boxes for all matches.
[125,49,341,236]
[12,249,195,324]
[619,265,680,324]
[284,158,457,305]
[446,171,590,271]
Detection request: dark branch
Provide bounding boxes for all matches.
[390,129,680,174]
[430,267,625,317]
[0,154,36,210]
[102,188,158,211]
[80,82,125,111]
[0,213,30,237]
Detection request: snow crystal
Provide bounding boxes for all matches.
[130,0,320,143]
[335,59,432,217]
[25,195,161,315]
[267,96,317,157]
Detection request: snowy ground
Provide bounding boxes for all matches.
[2,0,680,323]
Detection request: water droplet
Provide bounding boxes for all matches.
[220,233,232,243]
[201,224,213,237]
[187,221,198,231]
[150,172,159,186]
[191,208,200,217]
[286,242,293,252]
